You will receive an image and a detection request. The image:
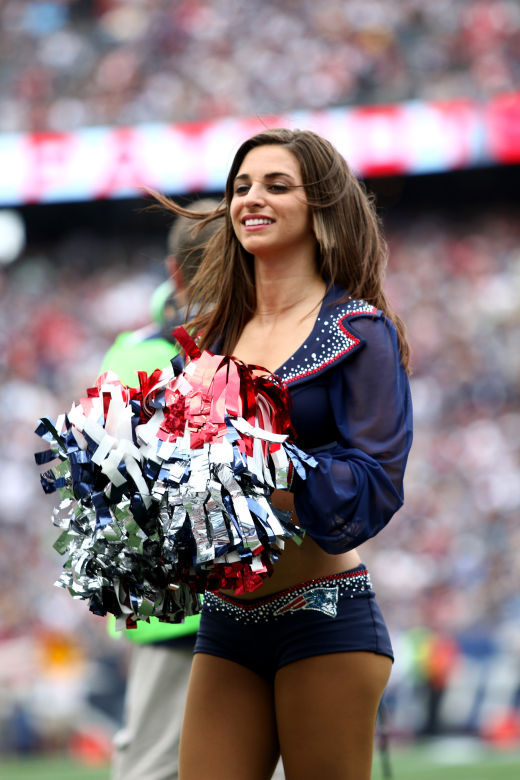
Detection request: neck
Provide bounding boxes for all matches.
[253,253,325,320]
[254,274,326,323]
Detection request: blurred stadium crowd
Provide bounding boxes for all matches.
[1,201,519,750]
[1,0,520,761]
[1,0,519,134]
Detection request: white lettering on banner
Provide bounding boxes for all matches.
[22,132,77,203]
[349,105,409,177]
[93,126,151,199]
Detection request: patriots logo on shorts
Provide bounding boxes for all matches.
[273,585,339,618]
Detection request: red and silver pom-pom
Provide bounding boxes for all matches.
[35,328,315,627]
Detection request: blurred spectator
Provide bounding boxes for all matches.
[0,0,519,134]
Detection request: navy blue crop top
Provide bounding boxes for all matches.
[272,284,413,555]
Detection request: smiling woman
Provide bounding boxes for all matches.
[230,145,316,274]
[153,128,413,780]
[227,144,324,373]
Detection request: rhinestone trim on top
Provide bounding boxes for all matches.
[278,299,378,386]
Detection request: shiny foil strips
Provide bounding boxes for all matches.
[35,327,315,628]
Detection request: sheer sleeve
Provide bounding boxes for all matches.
[292,315,413,554]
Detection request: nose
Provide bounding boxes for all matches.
[244,182,266,207]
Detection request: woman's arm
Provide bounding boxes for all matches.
[290,316,413,554]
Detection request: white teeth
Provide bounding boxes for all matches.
[244,218,273,226]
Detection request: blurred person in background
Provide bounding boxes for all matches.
[157,128,413,780]
[103,199,221,780]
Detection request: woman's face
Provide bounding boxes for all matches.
[230,144,315,260]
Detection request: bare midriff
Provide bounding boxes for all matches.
[219,517,361,600]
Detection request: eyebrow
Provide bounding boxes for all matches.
[234,171,296,182]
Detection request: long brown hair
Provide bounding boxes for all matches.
[155,128,410,372]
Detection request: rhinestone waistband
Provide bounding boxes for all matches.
[203,567,372,623]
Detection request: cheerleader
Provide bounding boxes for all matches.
[165,128,414,780]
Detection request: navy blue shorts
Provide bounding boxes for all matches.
[194,564,393,681]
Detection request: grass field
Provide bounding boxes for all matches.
[1,741,519,779]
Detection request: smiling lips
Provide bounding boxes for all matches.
[243,217,274,228]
